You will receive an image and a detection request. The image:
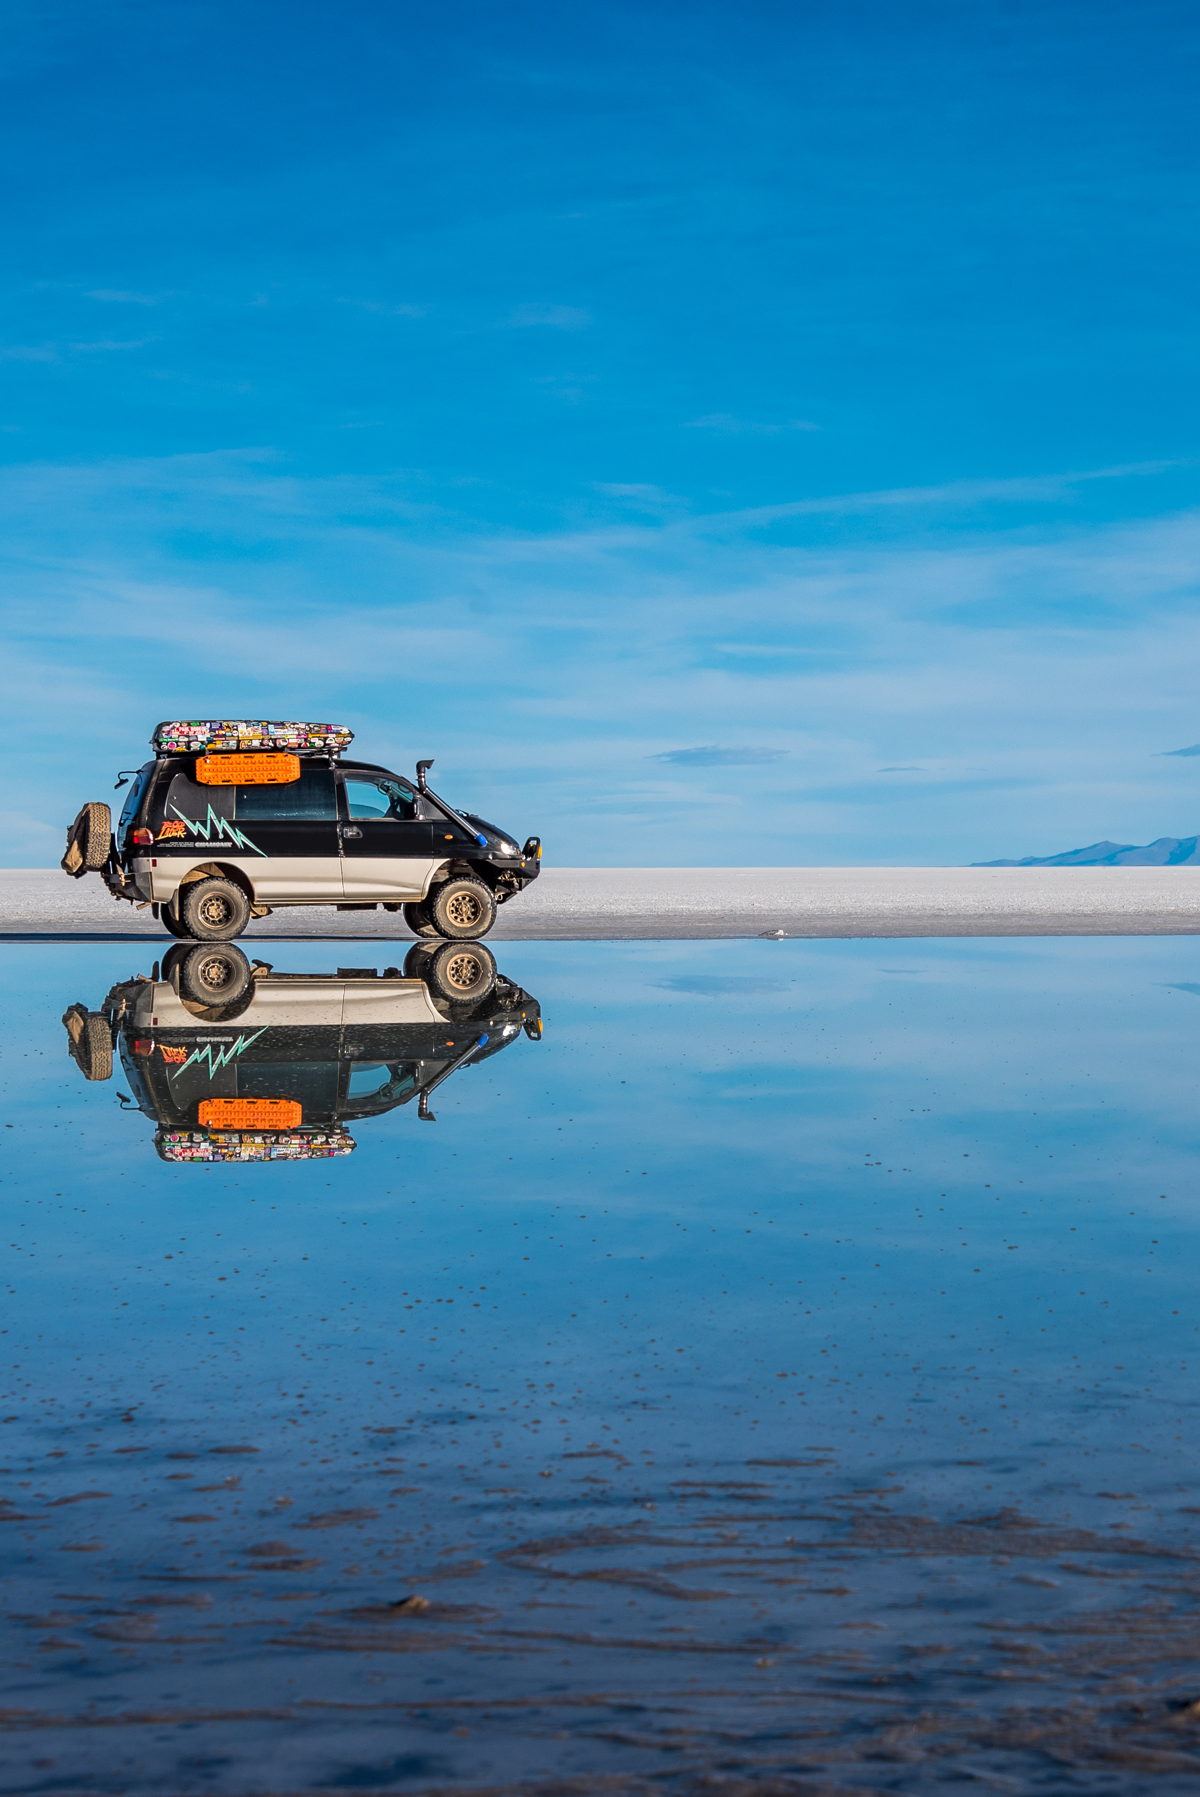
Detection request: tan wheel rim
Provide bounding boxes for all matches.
[445,890,482,928]
[196,954,236,993]
[445,952,482,992]
[198,893,233,928]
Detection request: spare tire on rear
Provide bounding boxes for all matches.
[61,802,111,877]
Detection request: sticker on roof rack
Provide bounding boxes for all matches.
[152,720,354,756]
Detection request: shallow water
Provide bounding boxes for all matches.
[5,935,1200,1793]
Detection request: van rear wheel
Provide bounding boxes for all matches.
[179,877,251,942]
[403,901,440,939]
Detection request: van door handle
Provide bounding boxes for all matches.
[342,826,362,839]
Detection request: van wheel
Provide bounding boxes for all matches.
[425,941,497,1004]
[162,907,191,939]
[403,901,440,939]
[178,943,252,1007]
[179,877,250,941]
[427,877,496,940]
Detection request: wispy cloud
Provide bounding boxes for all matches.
[0,344,57,362]
[337,298,427,317]
[650,746,790,766]
[594,482,682,510]
[4,450,1200,865]
[85,289,163,305]
[696,459,1188,534]
[685,414,819,434]
[69,339,154,353]
[507,303,590,331]
[1159,743,1200,756]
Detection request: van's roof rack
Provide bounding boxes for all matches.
[151,720,354,759]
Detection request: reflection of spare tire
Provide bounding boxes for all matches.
[424,940,497,1005]
[61,1005,113,1080]
[178,943,252,1007]
[61,802,111,877]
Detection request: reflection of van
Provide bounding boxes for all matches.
[62,719,540,943]
[62,941,541,1164]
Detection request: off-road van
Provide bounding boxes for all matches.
[61,719,541,942]
[62,939,542,1163]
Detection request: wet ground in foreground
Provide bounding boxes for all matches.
[4,935,1200,1794]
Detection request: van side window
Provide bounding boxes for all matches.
[235,769,337,820]
[342,776,416,821]
[159,772,234,828]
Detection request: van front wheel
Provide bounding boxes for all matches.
[427,877,496,941]
[179,877,251,942]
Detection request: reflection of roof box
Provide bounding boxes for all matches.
[151,720,354,758]
[155,1127,356,1164]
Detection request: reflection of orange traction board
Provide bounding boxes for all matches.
[195,753,301,786]
[156,1128,354,1163]
[198,1098,303,1129]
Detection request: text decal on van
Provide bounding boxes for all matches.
[168,803,268,857]
[168,1027,269,1079]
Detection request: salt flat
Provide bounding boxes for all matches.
[2,864,1199,940]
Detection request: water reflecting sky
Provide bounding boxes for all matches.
[5,936,1200,1792]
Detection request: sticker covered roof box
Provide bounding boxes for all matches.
[152,720,354,757]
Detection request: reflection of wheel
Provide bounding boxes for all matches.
[178,943,252,1007]
[161,943,191,986]
[427,877,496,941]
[179,877,250,941]
[161,907,191,939]
[402,941,438,980]
[403,901,440,939]
[425,940,496,1005]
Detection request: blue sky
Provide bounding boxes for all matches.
[5,0,1200,865]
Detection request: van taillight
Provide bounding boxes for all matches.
[132,828,154,846]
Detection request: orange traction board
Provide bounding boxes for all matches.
[195,753,301,785]
[198,1098,303,1128]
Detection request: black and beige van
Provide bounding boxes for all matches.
[62,939,542,1163]
[62,719,541,942]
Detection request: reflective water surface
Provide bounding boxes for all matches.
[5,935,1200,1793]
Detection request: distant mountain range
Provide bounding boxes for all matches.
[976,837,1200,867]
